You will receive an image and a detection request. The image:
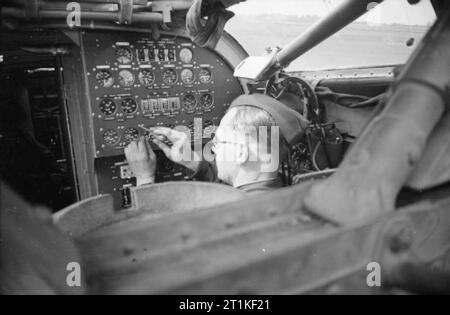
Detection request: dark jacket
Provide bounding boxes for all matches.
[189,160,284,194]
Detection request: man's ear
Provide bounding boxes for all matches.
[235,144,249,165]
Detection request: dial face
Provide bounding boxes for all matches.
[118,70,135,87]
[182,94,197,111]
[116,47,133,64]
[200,93,214,109]
[199,68,212,83]
[138,69,155,87]
[121,98,138,114]
[123,127,140,143]
[179,48,193,64]
[103,129,120,146]
[96,70,114,88]
[99,99,117,116]
[162,68,178,85]
[181,68,195,84]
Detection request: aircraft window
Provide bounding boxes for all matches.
[226,0,436,70]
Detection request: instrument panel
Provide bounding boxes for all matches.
[84,32,243,159]
[82,32,243,208]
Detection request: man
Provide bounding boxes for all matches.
[125,94,307,194]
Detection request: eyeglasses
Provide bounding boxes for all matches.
[211,134,246,151]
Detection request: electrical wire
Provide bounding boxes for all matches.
[311,141,322,171]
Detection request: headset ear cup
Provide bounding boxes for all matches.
[230,93,309,147]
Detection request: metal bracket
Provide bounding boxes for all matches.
[24,0,39,20]
[62,31,81,47]
[119,0,134,25]
[151,2,173,24]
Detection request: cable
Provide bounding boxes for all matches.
[311,141,322,171]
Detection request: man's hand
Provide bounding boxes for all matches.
[149,127,201,172]
[124,136,156,186]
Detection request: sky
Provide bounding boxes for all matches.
[229,0,436,26]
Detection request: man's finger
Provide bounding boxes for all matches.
[151,127,181,142]
[144,137,156,159]
[128,140,138,151]
[154,134,167,142]
[137,137,146,152]
[125,142,135,155]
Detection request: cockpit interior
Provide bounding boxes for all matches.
[1,0,450,295]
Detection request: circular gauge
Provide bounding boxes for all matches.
[123,127,140,144]
[162,68,178,85]
[96,70,114,88]
[103,129,120,146]
[118,70,135,87]
[181,68,195,84]
[99,99,117,116]
[121,98,138,114]
[179,48,193,64]
[200,93,214,109]
[199,68,212,83]
[183,94,197,111]
[116,47,133,64]
[138,69,155,87]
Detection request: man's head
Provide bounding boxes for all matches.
[212,94,307,186]
[213,105,287,185]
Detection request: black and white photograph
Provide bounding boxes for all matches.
[1,0,449,298]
